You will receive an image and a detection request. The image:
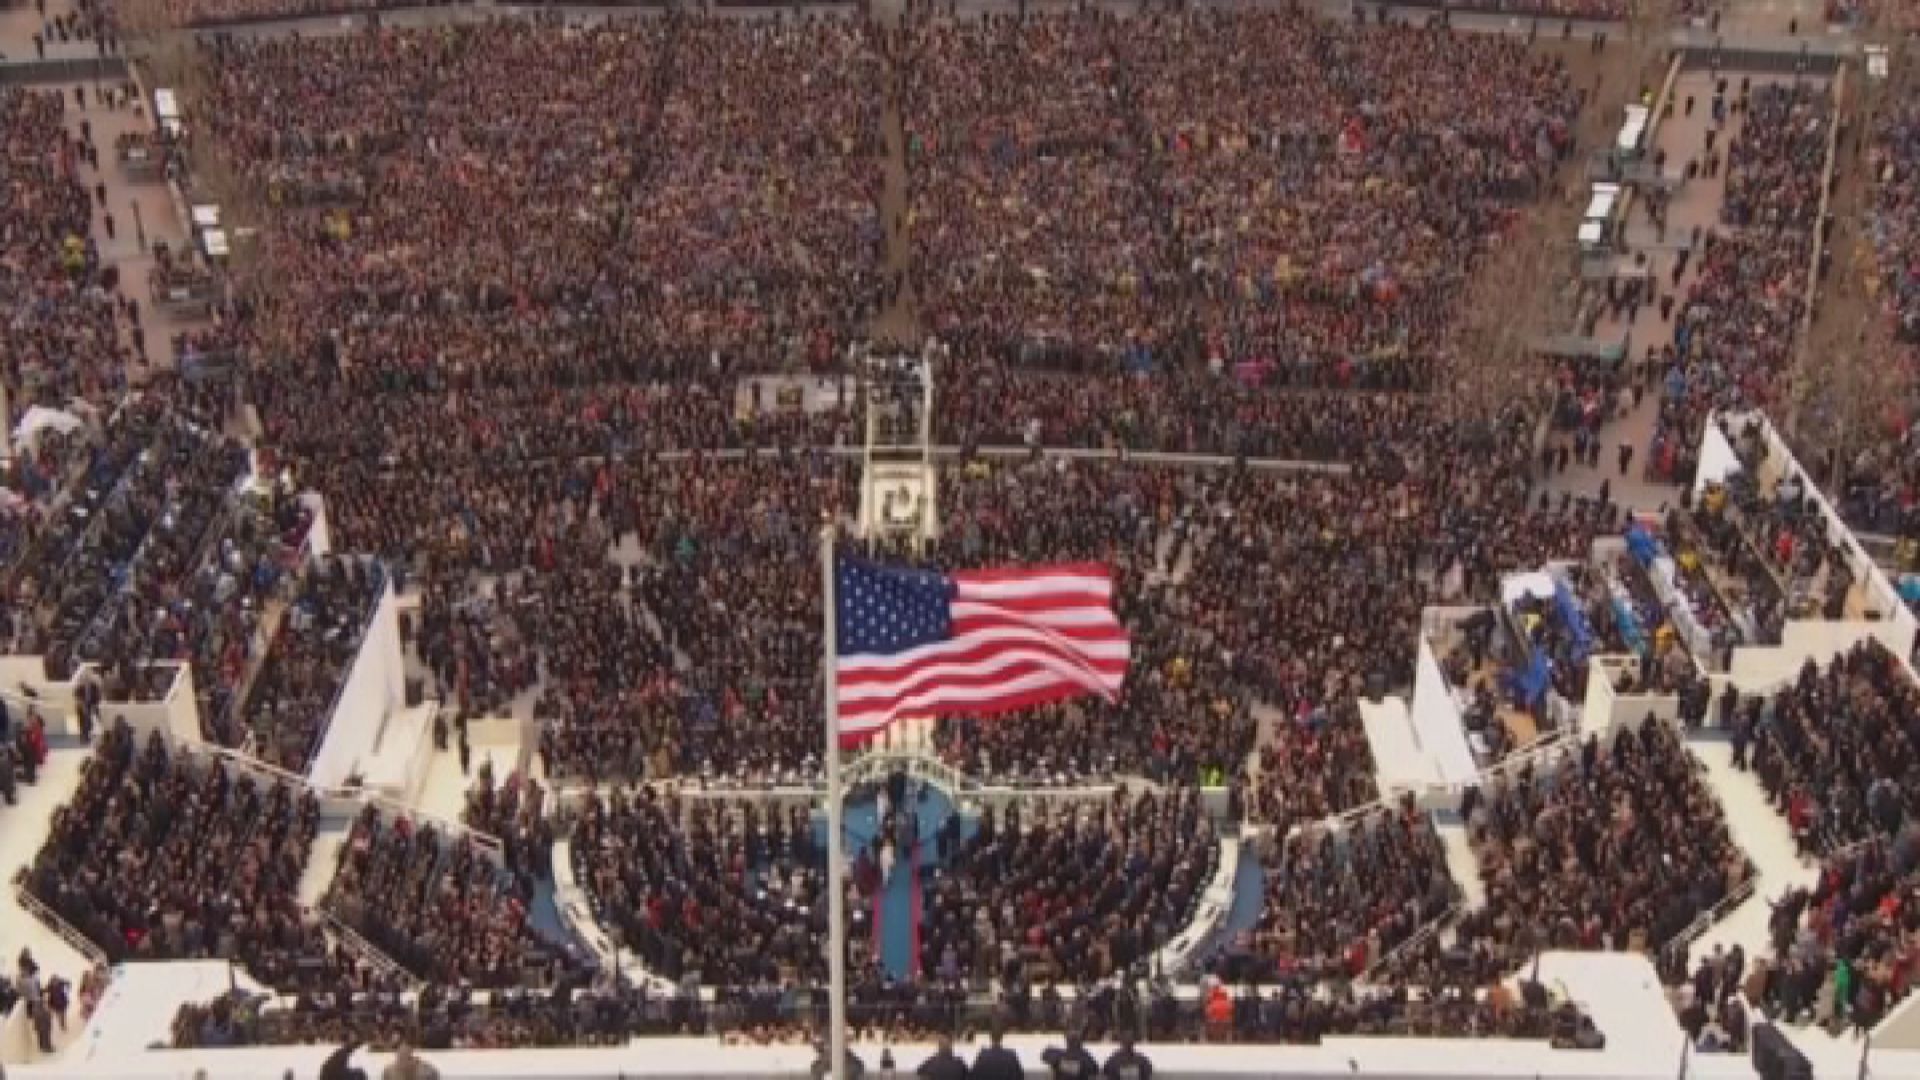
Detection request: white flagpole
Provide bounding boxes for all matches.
[821,523,848,1080]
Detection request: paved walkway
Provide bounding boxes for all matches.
[1543,71,1832,520]
[58,81,206,376]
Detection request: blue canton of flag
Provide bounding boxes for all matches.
[834,559,952,657]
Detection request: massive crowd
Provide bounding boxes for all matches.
[920,788,1216,986]
[906,11,1579,381]
[1651,82,1833,482]
[23,721,340,987]
[1833,92,1920,538]
[1765,832,1920,1033]
[0,86,130,413]
[570,787,867,987]
[242,555,386,771]
[1468,718,1753,955]
[2,0,1860,1066]
[1749,642,1919,856]
[1237,802,1458,983]
[325,801,578,988]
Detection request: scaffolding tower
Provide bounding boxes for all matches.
[855,345,938,556]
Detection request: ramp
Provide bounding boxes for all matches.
[1436,820,1487,912]
[299,824,349,908]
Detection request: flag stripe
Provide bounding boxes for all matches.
[838,666,1120,736]
[949,601,1119,627]
[839,683,1117,745]
[834,561,1131,745]
[947,617,1124,643]
[838,647,1129,705]
[838,624,1129,674]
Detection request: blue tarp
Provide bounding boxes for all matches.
[1612,596,1648,656]
[1552,578,1596,666]
[1507,648,1552,709]
[1626,523,1660,566]
[1900,575,1920,606]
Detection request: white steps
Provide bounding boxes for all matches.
[299,826,349,908]
[1681,736,1819,968]
[1436,820,1487,912]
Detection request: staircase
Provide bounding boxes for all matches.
[1436,820,1488,911]
[220,593,292,752]
[298,824,349,908]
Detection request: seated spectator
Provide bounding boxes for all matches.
[571,787,873,988]
[1469,717,1752,955]
[919,787,1216,986]
[243,555,385,771]
[326,802,576,989]
[1751,642,1920,855]
[24,720,333,986]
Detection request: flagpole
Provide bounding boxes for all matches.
[821,523,848,1080]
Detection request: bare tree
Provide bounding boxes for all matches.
[1443,27,1671,427]
[1797,38,1915,487]
[1443,196,1578,427]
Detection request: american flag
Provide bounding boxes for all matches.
[833,558,1131,746]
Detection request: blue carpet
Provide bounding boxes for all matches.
[1222,849,1267,941]
[880,844,918,980]
[812,785,969,858]
[811,784,974,981]
[527,877,574,946]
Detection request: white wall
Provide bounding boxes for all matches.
[1691,420,1742,498]
[0,656,79,733]
[1878,987,1920,1051]
[306,572,405,789]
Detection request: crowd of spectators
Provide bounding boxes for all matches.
[1764,832,1920,1033]
[1832,93,1920,537]
[7,409,231,674]
[1652,82,1832,480]
[148,0,451,30]
[325,801,577,988]
[571,786,869,987]
[38,420,242,670]
[22,720,336,987]
[70,424,261,681]
[10,0,1782,1061]
[905,11,1579,381]
[338,425,1621,815]
[170,965,1605,1052]
[1234,802,1457,984]
[1468,717,1753,956]
[1749,642,1919,856]
[198,15,879,479]
[0,86,130,412]
[920,788,1216,986]
[463,760,558,892]
[242,554,386,771]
